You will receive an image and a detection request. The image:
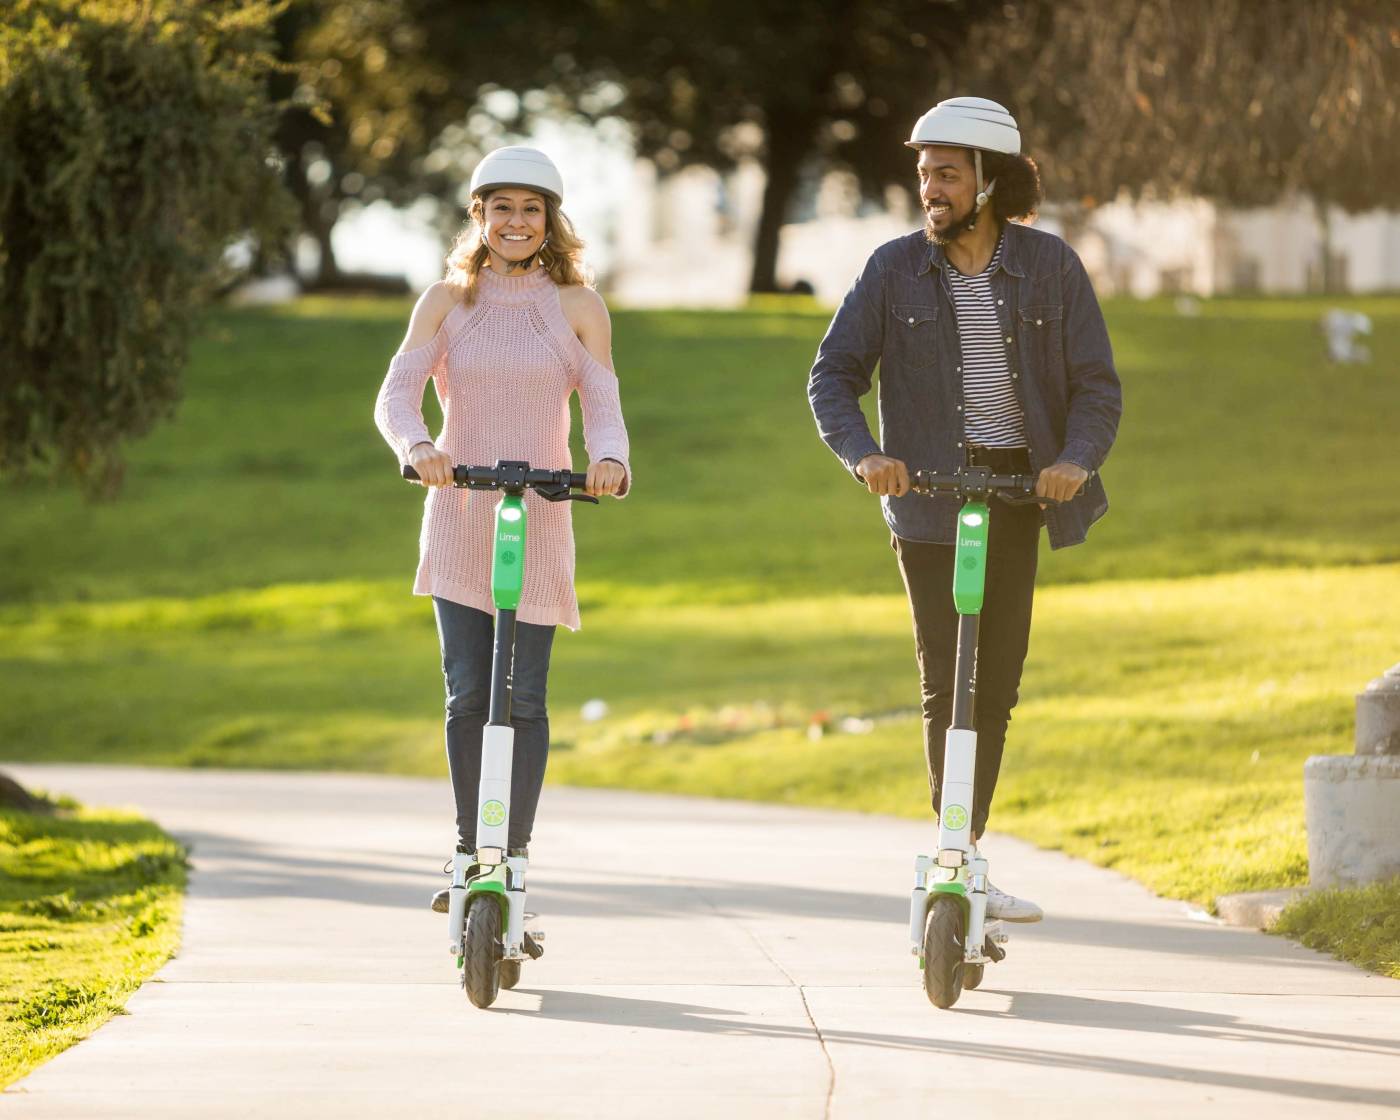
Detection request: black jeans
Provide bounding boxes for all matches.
[893,486,1039,837]
[432,597,556,851]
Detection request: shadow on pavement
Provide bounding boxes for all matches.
[969,989,1400,1057]
[175,826,1320,972]
[515,988,1400,1109]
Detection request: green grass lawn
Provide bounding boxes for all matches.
[1274,876,1400,978]
[2,291,1398,978]
[0,799,186,1087]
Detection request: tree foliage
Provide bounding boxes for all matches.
[968,0,1400,212]
[261,0,991,293]
[0,0,290,493]
[262,1,1399,297]
[268,1,555,286]
[529,0,988,291]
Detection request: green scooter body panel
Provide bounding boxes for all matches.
[491,495,527,611]
[466,867,509,915]
[952,501,990,615]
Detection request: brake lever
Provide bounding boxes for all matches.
[535,483,599,504]
[999,490,1079,507]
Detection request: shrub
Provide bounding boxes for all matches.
[0,0,291,495]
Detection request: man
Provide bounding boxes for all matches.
[808,97,1122,920]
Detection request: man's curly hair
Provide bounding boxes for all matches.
[981,151,1043,222]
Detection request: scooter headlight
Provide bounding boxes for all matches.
[477,846,504,866]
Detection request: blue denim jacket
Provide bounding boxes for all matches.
[808,222,1122,549]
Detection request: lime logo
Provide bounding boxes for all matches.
[480,800,507,827]
[500,550,516,565]
[943,805,969,830]
[961,556,977,569]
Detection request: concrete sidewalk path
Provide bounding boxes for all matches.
[4,765,1397,1118]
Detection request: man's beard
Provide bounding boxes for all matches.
[924,204,980,247]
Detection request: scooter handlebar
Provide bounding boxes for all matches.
[913,469,1038,495]
[401,463,587,487]
[912,468,1074,506]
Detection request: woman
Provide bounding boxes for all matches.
[373,146,630,911]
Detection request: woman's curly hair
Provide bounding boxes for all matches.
[445,192,591,304]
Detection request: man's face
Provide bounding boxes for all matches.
[917,145,979,246]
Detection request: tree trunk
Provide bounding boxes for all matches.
[285,150,342,287]
[748,111,812,294]
[1313,195,1338,294]
[310,215,341,287]
[0,771,53,813]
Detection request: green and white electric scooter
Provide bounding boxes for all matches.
[403,459,596,1007]
[906,465,1060,1009]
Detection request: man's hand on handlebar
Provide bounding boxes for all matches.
[586,459,626,498]
[856,454,911,498]
[408,442,454,487]
[1035,461,1088,506]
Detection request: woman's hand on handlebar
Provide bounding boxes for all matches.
[856,454,911,498]
[586,459,627,498]
[1035,461,1088,506]
[407,442,454,487]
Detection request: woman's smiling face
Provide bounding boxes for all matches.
[483,188,548,267]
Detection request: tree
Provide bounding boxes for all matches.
[969,1,1400,214]
[531,0,990,292]
[253,1,1400,301]
[534,0,1397,292]
[267,1,560,287]
[0,0,290,493]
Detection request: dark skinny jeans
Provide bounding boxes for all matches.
[893,495,1040,838]
[432,597,556,851]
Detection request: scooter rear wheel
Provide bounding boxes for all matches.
[963,963,985,990]
[923,895,966,1009]
[463,895,502,1008]
[499,960,522,990]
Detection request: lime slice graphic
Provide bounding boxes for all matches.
[480,800,507,827]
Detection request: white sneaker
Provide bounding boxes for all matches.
[985,882,1044,923]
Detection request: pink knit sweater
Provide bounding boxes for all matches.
[373,267,630,630]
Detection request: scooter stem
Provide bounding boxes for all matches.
[478,491,527,863]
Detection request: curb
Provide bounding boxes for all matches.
[1215,888,1307,930]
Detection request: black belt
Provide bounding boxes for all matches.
[966,445,1031,472]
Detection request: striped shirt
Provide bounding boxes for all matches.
[947,236,1027,448]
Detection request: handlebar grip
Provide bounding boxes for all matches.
[401,463,472,484]
[401,464,472,485]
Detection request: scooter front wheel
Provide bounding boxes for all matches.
[923,895,965,1009]
[463,895,503,1008]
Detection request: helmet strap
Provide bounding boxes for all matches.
[968,149,997,231]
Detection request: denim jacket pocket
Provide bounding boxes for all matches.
[1018,304,1065,383]
[890,303,939,370]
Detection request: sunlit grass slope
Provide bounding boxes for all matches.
[2,295,1397,605]
[2,292,1398,973]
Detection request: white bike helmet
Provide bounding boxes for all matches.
[906,97,1020,155]
[469,146,564,205]
[906,97,1020,223]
